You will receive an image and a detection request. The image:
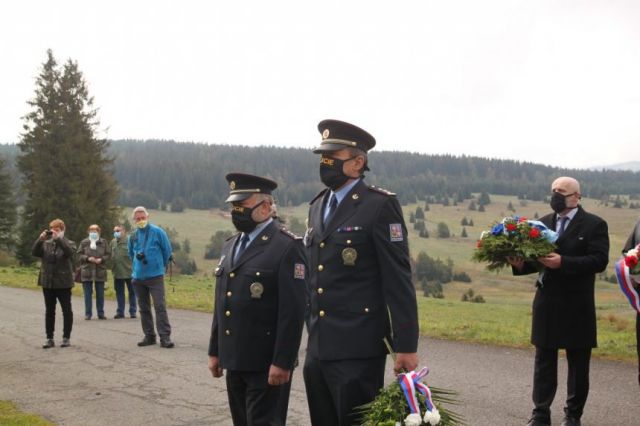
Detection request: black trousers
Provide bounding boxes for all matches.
[531,346,592,422]
[226,370,290,426]
[42,288,73,339]
[303,355,386,426]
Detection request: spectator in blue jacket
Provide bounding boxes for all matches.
[128,206,174,348]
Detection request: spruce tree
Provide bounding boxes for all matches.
[0,157,16,250]
[16,50,118,264]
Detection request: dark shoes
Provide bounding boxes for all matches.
[42,339,55,349]
[98,315,107,320]
[526,419,550,426]
[160,338,175,348]
[130,314,137,319]
[61,338,71,347]
[85,315,91,320]
[137,336,157,347]
[561,417,581,426]
[114,314,125,319]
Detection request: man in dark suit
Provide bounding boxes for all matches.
[208,173,307,426]
[508,176,609,426]
[621,219,640,386]
[303,119,419,426]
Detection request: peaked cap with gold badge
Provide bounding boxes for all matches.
[313,119,376,154]
[224,173,278,203]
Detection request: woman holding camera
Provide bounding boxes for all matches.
[77,224,111,320]
[32,218,76,348]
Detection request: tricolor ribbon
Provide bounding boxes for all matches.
[398,367,438,416]
[615,258,640,314]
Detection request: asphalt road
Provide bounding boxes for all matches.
[0,285,637,425]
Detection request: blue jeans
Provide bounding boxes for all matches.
[82,281,105,318]
[114,278,137,316]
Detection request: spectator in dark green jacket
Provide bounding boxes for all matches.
[32,218,76,349]
[111,225,136,319]
[77,224,111,320]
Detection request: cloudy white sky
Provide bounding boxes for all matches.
[1,0,639,169]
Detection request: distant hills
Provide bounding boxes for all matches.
[591,161,640,172]
[0,140,638,209]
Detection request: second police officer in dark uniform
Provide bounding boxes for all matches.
[208,173,307,426]
[303,120,420,425]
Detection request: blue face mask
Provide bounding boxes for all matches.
[113,231,121,239]
[89,232,99,241]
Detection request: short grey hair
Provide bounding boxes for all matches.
[132,206,149,218]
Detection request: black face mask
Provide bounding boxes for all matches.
[550,192,574,214]
[319,156,356,190]
[231,201,265,233]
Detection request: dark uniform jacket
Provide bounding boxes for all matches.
[515,206,609,349]
[32,237,76,289]
[208,220,307,372]
[305,179,419,360]
[622,219,640,253]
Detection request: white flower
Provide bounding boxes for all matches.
[423,408,441,425]
[404,413,423,426]
[628,249,638,257]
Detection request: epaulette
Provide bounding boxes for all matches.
[309,188,329,205]
[225,233,240,241]
[368,185,396,196]
[280,227,302,240]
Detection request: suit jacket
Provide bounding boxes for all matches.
[515,206,609,349]
[622,219,640,253]
[208,221,306,372]
[305,179,419,360]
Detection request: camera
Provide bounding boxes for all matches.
[136,252,148,265]
[45,230,53,237]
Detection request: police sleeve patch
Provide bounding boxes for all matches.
[389,223,403,242]
[294,263,305,279]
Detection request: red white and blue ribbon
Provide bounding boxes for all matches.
[398,367,438,417]
[615,258,640,314]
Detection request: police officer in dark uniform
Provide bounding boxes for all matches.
[208,173,307,426]
[303,120,420,426]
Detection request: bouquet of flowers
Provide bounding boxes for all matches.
[614,244,640,314]
[472,216,558,271]
[355,340,465,426]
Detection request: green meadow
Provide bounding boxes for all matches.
[1,195,637,361]
[0,401,53,426]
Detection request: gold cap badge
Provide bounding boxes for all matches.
[322,129,330,139]
[229,181,236,190]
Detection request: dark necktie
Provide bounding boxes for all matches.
[558,216,569,237]
[235,234,250,263]
[324,193,338,226]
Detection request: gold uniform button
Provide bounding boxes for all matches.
[318,265,324,272]
[347,239,352,244]
[256,272,260,276]
[319,310,325,317]
[319,242,325,248]
[230,272,235,278]
[225,311,231,317]
[226,291,232,297]
[225,330,231,336]
[317,288,324,294]
[364,308,370,313]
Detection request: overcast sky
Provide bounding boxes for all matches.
[1,0,639,169]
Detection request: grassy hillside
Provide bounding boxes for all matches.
[2,196,637,361]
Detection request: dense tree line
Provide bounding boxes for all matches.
[0,140,637,210]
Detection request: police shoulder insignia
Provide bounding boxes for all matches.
[280,227,301,240]
[368,185,396,196]
[294,263,305,279]
[389,223,404,242]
